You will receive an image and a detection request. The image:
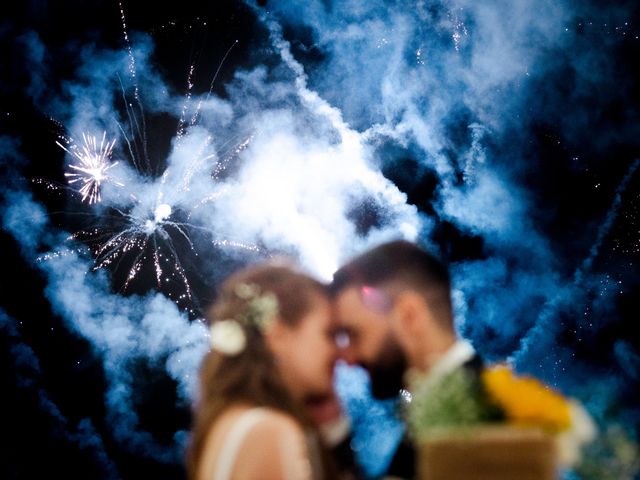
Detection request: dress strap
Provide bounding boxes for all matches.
[213,408,268,480]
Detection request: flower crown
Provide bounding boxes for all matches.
[209,282,279,356]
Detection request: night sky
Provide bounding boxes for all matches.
[1,1,639,479]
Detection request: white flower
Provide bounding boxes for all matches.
[235,283,260,300]
[233,282,279,331]
[210,319,246,356]
[556,399,597,467]
[250,292,279,329]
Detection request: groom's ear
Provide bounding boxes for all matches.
[392,291,428,339]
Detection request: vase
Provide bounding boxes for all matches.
[417,426,557,480]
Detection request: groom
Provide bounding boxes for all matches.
[330,240,481,479]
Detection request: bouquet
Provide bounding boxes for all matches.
[406,364,596,480]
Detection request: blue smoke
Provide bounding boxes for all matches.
[1,308,119,478]
[17,31,48,105]
[260,0,639,473]
[2,138,208,466]
[4,8,423,473]
[2,0,638,477]
[262,0,637,352]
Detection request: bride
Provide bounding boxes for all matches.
[187,263,341,480]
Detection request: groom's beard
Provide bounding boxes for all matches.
[366,334,408,400]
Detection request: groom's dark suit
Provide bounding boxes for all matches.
[385,353,484,480]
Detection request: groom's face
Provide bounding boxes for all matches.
[333,285,408,399]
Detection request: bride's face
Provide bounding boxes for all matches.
[268,295,338,400]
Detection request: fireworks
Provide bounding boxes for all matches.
[44,116,262,312]
[82,201,194,299]
[58,131,122,204]
[38,9,263,313]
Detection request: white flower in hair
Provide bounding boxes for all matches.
[235,282,260,300]
[210,319,246,356]
[234,283,279,330]
[249,292,278,330]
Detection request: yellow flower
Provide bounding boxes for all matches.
[482,366,571,433]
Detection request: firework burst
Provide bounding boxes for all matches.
[57,131,123,204]
[68,191,261,314]
[34,7,265,313]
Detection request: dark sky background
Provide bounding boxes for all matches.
[1,1,639,479]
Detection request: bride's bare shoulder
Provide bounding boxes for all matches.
[235,408,310,479]
[198,406,310,480]
[217,405,302,434]
[250,408,304,434]
[236,407,307,455]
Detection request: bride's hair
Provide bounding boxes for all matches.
[186,262,331,479]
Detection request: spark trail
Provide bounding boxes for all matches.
[514,158,640,371]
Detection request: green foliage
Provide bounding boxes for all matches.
[406,368,499,440]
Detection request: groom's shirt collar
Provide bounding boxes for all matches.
[406,340,475,389]
[429,340,476,380]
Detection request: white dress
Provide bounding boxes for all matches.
[210,408,316,480]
